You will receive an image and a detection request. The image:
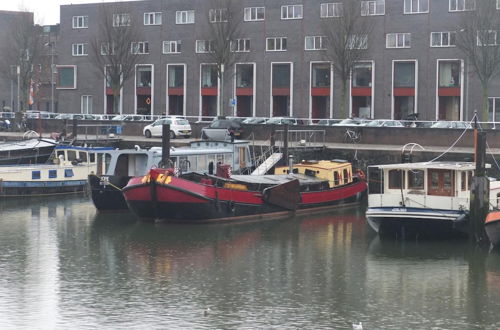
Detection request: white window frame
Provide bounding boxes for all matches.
[72,43,88,56]
[269,62,294,118]
[230,39,250,52]
[81,95,93,114]
[347,34,368,50]
[209,8,228,23]
[309,61,334,121]
[404,0,429,14]
[320,3,343,18]
[196,40,214,53]
[349,61,375,119]
[56,65,77,90]
[112,13,131,27]
[281,5,303,20]
[72,16,88,29]
[449,0,475,12]
[391,60,418,120]
[305,36,327,51]
[134,64,154,115]
[361,0,385,16]
[166,63,187,116]
[477,30,498,46]
[266,37,287,52]
[430,32,457,47]
[234,62,257,117]
[163,41,182,54]
[130,41,149,54]
[435,59,464,121]
[144,12,162,25]
[386,33,411,49]
[497,0,500,10]
[176,10,195,24]
[244,7,265,21]
[100,42,116,55]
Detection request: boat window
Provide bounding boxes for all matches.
[443,171,452,189]
[56,150,65,160]
[224,154,233,167]
[49,170,57,178]
[430,171,439,189]
[89,153,96,163]
[461,172,466,191]
[67,150,77,161]
[343,169,349,184]
[116,154,130,176]
[388,170,405,189]
[104,154,112,173]
[197,155,207,171]
[32,171,41,180]
[217,154,224,164]
[497,193,500,208]
[179,156,191,172]
[408,170,424,190]
[79,151,88,163]
[64,169,74,177]
[188,155,197,171]
[305,169,316,177]
[334,171,340,185]
[207,155,216,169]
[468,171,472,190]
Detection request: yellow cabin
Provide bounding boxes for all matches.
[275,160,353,188]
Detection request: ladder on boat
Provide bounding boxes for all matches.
[251,152,283,175]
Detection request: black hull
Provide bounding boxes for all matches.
[127,194,362,223]
[367,216,469,239]
[88,175,131,211]
[0,184,86,197]
[486,221,500,246]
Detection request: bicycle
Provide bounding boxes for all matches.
[343,128,361,143]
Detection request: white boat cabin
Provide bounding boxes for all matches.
[368,162,500,211]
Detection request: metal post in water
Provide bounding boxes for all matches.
[470,124,489,244]
[283,124,289,166]
[161,123,171,168]
[288,155,294,174]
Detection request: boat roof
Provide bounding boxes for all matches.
[371,161,490,171]
[55,145,114,151]
[0,138,57,151]
[277,160,351,171]
[230,174,327,185]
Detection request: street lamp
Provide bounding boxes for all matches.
[45,42,56,113]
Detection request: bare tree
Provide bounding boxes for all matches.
[89,4,143,114]
[201,0,245,117]
[322,0,373,119]
[0,11,44,112]
[456,0,500,121]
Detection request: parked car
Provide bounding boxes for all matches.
[265,117,301,125]
[430,121,471,129]
[363,120,404,127]
[314,119,338,126]
[242,117,267,124]
[54,113,95,120]
[201,118,243,140]
[143,116,192,139]
[112,114,147,121]
[25,110,57,119]
[332,118,370,126]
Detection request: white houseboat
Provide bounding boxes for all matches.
[366,161,500,237]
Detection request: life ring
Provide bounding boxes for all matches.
[357,169,366,181]
[146,97,151,105]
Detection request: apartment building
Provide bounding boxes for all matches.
[56,0,500,121]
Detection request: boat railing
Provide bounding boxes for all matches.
[23,130,40,140]
[370,193,470,211]
[274,129,326,149]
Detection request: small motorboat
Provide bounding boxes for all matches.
[485,211,500,247]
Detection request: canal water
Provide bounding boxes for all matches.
[1,196,500,329]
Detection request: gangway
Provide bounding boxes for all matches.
[251,152,283,175]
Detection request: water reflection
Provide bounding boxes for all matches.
[1,197,500,328]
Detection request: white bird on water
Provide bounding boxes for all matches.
[352,322,363,330]
[203,307,211,316]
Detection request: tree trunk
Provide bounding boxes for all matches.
[340,79,348,119]
[481,84,489,122]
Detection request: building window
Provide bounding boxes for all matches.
[112,13,130,27]
[144,12,162,25]
[305,36,327,50]
[230,39,250,52]
[136,65,152,87]
[72,43,88,56]
[176,10,195,24]
[488,97,500,122]
[163,41,182,54]
[320,3,343,18]
[57,66,76,89]
[312,63,331,87]
[81,95,92,114]
[449,0,475,12]
[347,34,368,49]
[352,63,372,87]
[438,61,460,87]
[281,5,303,19]
[168,65,184,88]
[131,42,149,54]
[201,64,218,88]
[244,7,265,21]
[404,0,429,14]
[196,40,214,53]
[394,62,416,88]
[361,0,385,16]
[477,30,498,46]
[386,33,411,48]
[266,37,287,51]
[431,32,456,47]
[72,16,88,28]
[236,64,254,88]
[100,42,115,55]
[209,8,228,23]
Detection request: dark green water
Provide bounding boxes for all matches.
[1,196,500,329]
